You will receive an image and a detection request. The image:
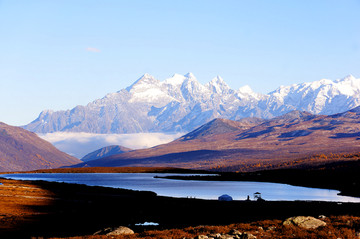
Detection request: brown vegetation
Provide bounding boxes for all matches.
[38,216,360,239]
[0,122,81,172]
[72,111,360,172]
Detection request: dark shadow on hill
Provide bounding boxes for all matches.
[78,148,273,168]
[330,132,360,139]
[237,127,275,140]
[278,130,312,138]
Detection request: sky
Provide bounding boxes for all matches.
[1,0,360,126]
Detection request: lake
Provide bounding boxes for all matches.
[2,173,360,202]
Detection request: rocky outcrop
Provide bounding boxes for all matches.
[106,226,134,236]
[283,216,327,229]
[94,226,134,235]
[192,230,256,239]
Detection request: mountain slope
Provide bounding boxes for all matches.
[81,145,132,162]
[71,107,360,171]
[0,122,81,172]
[24,74,360,134]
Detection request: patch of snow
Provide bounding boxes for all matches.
[164,73,186,86]
[135,222,159,226]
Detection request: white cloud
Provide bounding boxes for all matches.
[38,132,184,159]
[86,47,101,53]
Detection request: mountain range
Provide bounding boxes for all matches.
[23,74,360,134]
[0,122,81,172]
[71,107,360,171]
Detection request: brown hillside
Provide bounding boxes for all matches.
[73,108,360,171]
[0,122,81,172]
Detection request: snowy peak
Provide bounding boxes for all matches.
[238,85,255,95]
[267,74,360,115]
[126,73,159,92]
[340,74,356,82]
[24,73,360,134]
[180,74,210,101]
[207,75,231,94]
[237,85,263,101]
[184,72,196,79]
[164,73,186,86]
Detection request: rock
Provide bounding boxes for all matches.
[283,216,326,229]
[266,226,276,231]
[195,235,209,239]
[208,233,222,238]
[229,229,242,235]
[93,227,112,235]
[217,235,234,239]
[241,232,256,239]
[106,226,134,235]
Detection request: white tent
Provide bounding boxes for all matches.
[218,194,233,201]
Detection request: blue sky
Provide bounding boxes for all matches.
[1,0,359,126]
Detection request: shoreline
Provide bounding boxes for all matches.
[2,165,360,199]
[2,177,360,238]
[2,173,359,203]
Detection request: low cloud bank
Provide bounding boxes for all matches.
[39,132,184,159]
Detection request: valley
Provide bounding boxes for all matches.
[3,1,360,237]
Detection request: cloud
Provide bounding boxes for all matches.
[38,132,184,159]
[86,47,101,53]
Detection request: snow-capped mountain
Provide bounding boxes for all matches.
[24,74,360,134]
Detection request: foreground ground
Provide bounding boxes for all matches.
[1,176,360,238]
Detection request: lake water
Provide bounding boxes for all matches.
[2,173,360,202]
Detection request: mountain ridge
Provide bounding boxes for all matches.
[24,73,360,134]
[70,107,360,171]
[81,145,132,162]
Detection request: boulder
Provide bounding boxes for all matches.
[283,216,326,229]
[229,229,242,235]
[241,232,257,239]
[106,226,134,235]
[195,235,209,239]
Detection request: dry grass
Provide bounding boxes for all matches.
[0,179,54,231]
[48,216,360,239]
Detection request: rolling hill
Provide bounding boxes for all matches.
[0,122,81,172]
[81,145,132,162]
[71,107,360,171]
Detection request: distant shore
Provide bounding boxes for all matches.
[3,164,360,199]
[2,166,212,174]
